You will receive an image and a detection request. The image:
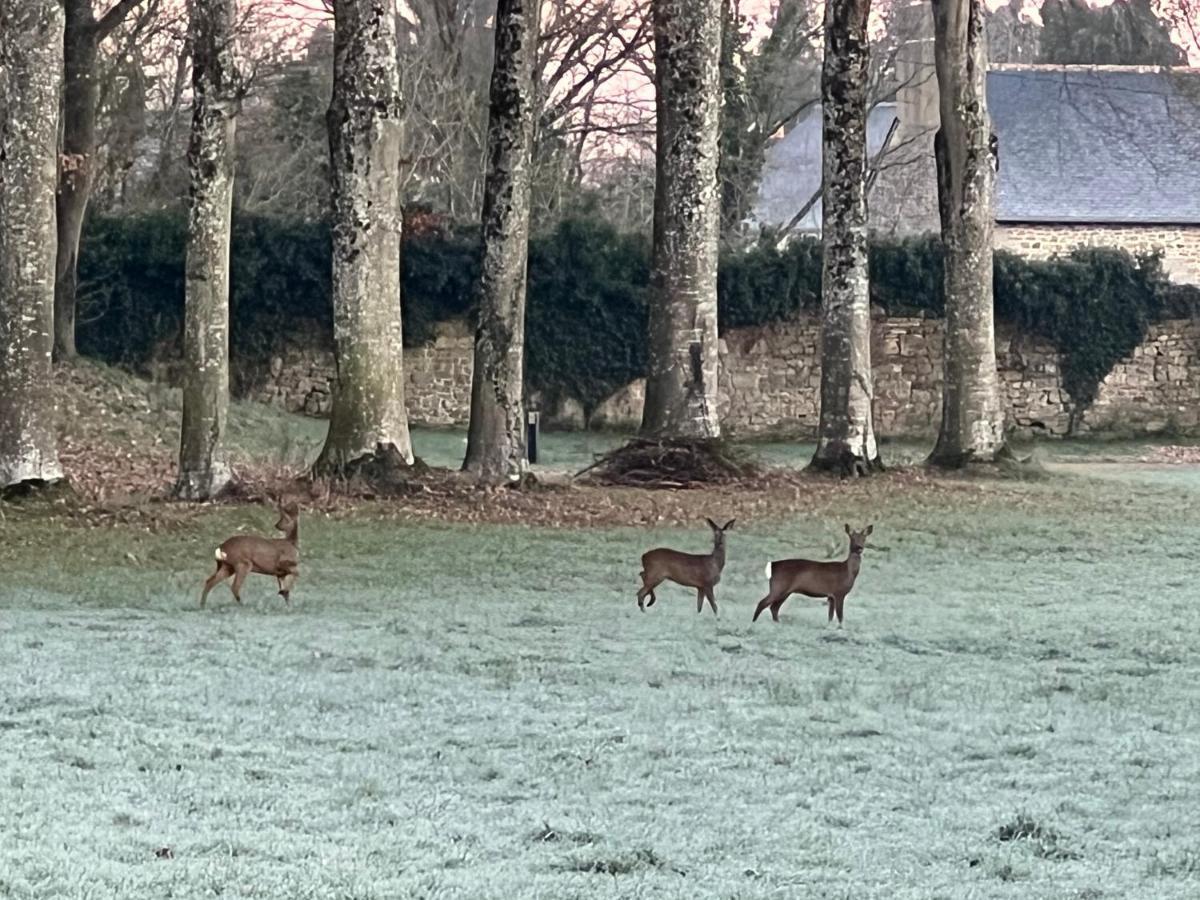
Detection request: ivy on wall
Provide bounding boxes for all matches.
[78,213,1193,420]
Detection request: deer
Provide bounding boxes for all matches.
[752,524,873,626]
[637,518,734,617]
[200,500,300,608]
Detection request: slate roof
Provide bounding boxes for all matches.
[752,103,901,234]
[990,66,1200,225]
[752,66,1200,231]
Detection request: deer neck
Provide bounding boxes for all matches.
[284,519,299,549]
[845,549,862,581]
[711,540,726,572]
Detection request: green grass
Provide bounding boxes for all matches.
[3,463,1200,898]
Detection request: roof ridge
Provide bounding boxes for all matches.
[990,64,1200,76]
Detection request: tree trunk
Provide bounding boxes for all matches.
[462,0,540,485]
[928,0,1007,467]
[809,0,881,477]
[641,0,723,439]
[55,0,144,360]
[0,1,67,490]
[314,0,415,475]
[174,0,239,501]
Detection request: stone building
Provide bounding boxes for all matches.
[752,62,1200,285]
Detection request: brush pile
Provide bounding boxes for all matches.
[577,437,760,489]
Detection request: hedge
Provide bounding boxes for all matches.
[77,212,1197,416]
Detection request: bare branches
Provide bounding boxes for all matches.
[95,0,147,40]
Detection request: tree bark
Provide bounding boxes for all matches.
[314,0,415,475]
[55,0,145,360]
[462,0,540,485]
[809,0,881,477]
[0,1,67,490]
[641,0,723,439]
[928,0,1008,467]
[174,0,239,501]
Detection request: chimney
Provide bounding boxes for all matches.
[892,0,939,141]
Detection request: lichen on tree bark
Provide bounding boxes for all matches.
[928,0,1008,467]
[462,0,540,485]
[0,1,67,491]
[809,0,882,477]
[641,0,724,439]
[175,0,239,501]
[314,0,415,476]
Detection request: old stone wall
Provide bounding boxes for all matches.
[591,316,1072,438]
[245,315,1200,439]
[251,319,474,426]
[996,224,1200,286]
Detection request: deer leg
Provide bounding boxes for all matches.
[769,597,786,622]
[752,596,771,622]
[278,572,296,604]
[696,588,705,614]
[827,597,836,623]
[704,586,718,617]
[835,595,845,627]
[638,576,661,610]
[229,562,252,605]
[200,563,233,608]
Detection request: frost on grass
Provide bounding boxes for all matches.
[2,459,1200,897]
[996,814,1081,861]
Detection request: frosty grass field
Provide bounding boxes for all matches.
[2,432,1200,899]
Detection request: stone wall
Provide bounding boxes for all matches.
[590,316,1072,438]
[996,224,1200,286]
[251,319,474,426]
[246,315,1200,439]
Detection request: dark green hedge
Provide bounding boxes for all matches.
[77,213,1188,417]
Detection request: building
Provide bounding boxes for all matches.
[752,64,1200,284]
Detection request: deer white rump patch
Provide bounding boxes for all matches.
[764,561,772,581]
[214,547,227,562]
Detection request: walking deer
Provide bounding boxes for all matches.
[200,501,300,608]
[637,518,734,616]
[752,524,873,626]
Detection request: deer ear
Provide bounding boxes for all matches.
[705,517,719,531]
[723,519,735,531]
[844,523,851,535]
[865,524,873,535]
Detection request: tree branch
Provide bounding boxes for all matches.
[95,0,146,41]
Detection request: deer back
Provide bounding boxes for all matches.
[769,556,859,598]
[218,534,298,575]
[642,547,722,589]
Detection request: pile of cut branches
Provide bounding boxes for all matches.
[577,437,760,489]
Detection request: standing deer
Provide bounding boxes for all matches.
[753,524,873,626]
[200,501,300,608]
[637,518,734,616]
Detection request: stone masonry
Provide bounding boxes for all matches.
[996,224,1200,287]
[249,315,1200,438]
[253,319,474,426]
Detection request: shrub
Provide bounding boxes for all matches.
[77,212,1181,419]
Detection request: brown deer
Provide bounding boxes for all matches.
[200,501,300,608]
[637,518,734,616]
[752,524,873,626]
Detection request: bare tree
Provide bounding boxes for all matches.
[175,0,240,500]
[463,0,540,484]
[928,0,1007,467]
[313,0,415,475]
[809,0,881,476]
[0,1,67,491]
[640,0,723,439]
[55,0,149,359]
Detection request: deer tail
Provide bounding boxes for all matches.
[763,561,772,581]
[214,547,227,562]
